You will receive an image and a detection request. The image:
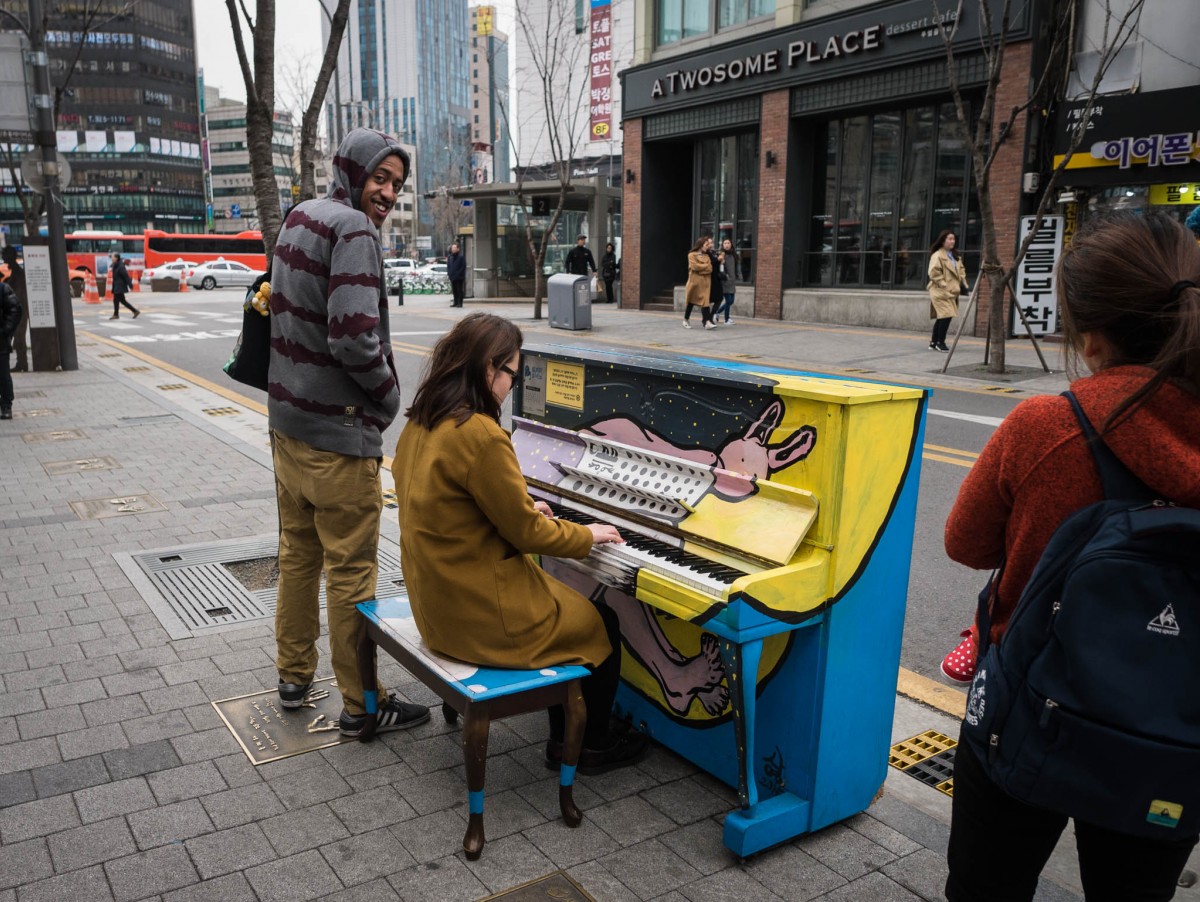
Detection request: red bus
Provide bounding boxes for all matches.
[142,230,266,272]
[62,229,266,288]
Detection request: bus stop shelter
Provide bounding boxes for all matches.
[444,177,621,300]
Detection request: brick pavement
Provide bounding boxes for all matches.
[2,312,1193,902]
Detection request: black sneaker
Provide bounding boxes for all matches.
[544,729,650,776]
[278,680,312,709]
[339,695,430,737]
[936,341,950,352]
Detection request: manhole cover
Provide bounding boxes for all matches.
[70,494,167,520]
[42,456,122,476]
[21,429,87,443]
[119,536,405,639]
[212,678,349,764]
[479,872,596,901]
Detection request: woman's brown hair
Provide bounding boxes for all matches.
[929,229,955,256]
[405,313,523,428]
[1057,211,1200,430]
[690,236,710,253]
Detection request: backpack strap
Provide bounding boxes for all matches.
[1063,391,1154,501]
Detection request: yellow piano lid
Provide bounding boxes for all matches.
[751,371,926,405]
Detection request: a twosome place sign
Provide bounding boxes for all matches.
[621,0,1030,118]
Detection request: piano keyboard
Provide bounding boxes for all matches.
[549,505,750,598]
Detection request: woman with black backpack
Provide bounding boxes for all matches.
[943,213,1200,901]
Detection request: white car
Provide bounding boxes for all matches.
[141,260,199,282]
[384,259,419,295]
[417,263,448,276]
[186,259,265,290]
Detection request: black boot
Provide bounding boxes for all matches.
[1,406,11,420]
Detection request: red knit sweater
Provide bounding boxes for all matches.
[945,366,1200,643]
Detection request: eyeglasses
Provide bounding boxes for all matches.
[497,363,520,382]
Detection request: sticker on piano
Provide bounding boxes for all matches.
[555,438,712,520]
[545,360,585,411]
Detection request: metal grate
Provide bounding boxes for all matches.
[644,95,761,140]
[123,537,405,639]
[791,54,989,116]
[889,730,956,797]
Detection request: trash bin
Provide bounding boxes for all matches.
[547,274,592,330]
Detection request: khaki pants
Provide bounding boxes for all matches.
[271,430,385,715]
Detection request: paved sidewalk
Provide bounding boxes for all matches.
[1,306,1195,902]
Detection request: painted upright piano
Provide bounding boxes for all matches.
[512,343,929,856]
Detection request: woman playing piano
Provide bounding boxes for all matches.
[392,312,649,774]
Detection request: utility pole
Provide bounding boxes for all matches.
[27,0,76,370]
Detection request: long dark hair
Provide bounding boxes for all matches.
[929,230,955,256]
[1058,212,1200,430]
[690,236,710,253]
[405,313,523,428]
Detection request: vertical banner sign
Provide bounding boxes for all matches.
[589,0,612,142]
[476,5,493,35]
[1012,215,1064,337]
[23,245,57,329]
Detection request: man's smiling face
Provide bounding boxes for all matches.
[360,155,407,227]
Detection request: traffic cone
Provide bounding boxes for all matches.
[83,272,100,304]
[130,266,142,293]
[177,268,189,292]
[101,273,112,302]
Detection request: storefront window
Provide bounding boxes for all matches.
[806,101,977,289]
[718,0,774,30]
[696,132,758,282]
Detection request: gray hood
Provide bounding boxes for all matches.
[329,128,411,213]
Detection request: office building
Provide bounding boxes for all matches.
[319,0,470,238]
[469,5,509,184]
[0,0,204,239]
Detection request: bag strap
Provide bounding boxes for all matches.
[1062,391,1153,501]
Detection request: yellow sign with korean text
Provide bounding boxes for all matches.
[1149,184,1200,206]
[546,360,585,410]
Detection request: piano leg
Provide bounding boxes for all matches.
[719,638,762,811]
[462,705,489,860]
[720,636,812,858]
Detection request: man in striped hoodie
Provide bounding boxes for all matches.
[268,128,429,736]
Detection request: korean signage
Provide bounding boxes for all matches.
[1012,216,1064,338]
[23,245,57,330]
[1148,183,1200,206]
[620,0,1029,117]
[1053,85,1200,187]
[475,5,493,36]
[589,0,613,142]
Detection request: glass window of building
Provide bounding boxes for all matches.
[696,131,758,282]
[657,0,712,47]
[805,102,979,289]
[717,0,773,30]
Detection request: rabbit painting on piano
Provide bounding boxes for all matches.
[512,344,929,856]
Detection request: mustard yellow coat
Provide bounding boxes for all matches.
[684,251,712,307]
[392,413,611,669]
[927,248,967,319]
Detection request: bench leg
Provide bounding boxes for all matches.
[559,679,584,828]
[462,705,490,860]
[355,617,379,742]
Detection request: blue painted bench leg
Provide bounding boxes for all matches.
[462,705,490,860]
[355,618,379,742]
[559,679,584,827]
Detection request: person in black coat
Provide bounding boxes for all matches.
[109,253,139,319]
[600,243,620,304]
[1,280,21,418]
[446,242,467,307]
[564,236,596,277]
[1,246,29,371]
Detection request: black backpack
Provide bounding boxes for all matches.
[223,269,271,392]
[961,391,1200,839]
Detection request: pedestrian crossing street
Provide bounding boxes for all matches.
[77,309,245,343]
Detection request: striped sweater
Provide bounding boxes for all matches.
[267,128,409,458]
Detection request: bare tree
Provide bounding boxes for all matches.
[223,0,350,255]
[498,0,591,319]
[934,0,1145,374]
[0,0,137,239]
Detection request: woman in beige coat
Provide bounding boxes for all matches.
[392,313,648,774]
[928,229,968,352]
[683,236,716,330]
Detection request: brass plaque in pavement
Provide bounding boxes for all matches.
[14,390,46,399]
[42,457,122,476]
[69,493,166,520]
[479,872,596,901]
[12,408,62,418]
[212,678,349,764]
[21,429,87,443]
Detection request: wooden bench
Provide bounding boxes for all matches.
[355,596,587,860]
